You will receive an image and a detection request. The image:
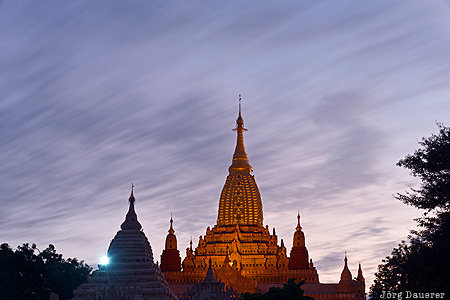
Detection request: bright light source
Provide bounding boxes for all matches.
[100,255,109,265]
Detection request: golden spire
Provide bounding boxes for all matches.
[229,95,252,173]
[293,212,306,247]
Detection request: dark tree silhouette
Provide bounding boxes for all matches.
[370,124,450,298]
[241,279,314,300]
[0,243,91,300]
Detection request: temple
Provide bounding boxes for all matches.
[162,97,366,299]
[71,98,366,299]
[72,186,177,300]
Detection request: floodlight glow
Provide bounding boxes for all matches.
[100,255,109,265]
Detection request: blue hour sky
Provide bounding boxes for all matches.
[1,1,450,288]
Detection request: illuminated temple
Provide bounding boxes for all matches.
[161,100,366,299]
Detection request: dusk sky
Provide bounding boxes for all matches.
[1,1,450,288]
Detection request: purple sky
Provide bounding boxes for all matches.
[1,1,450,287]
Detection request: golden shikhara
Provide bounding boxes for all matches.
[162,100,366,299]
[217,103,263,226]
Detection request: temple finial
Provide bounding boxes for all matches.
[230,95,251,173]
[129,183,136,205]
[296,211,302,231]
[338,252,353,292]
[121,184,142,230]
[238,94,242,118]
[235,94,244,126]
[168,214,174,234]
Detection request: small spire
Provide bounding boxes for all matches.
[230,95,251,172]
[357,262,365,281]
[296,211,302,231]
[238,94,242,119]
[340,253,352,279]
[280,238,284,248]
[338,252,354,292]
[121,184,142,230]
[235,94,245,127]
[129,183,135,205]
[189,237,193,250]
[168,214,174,234]
[204,258,217,283]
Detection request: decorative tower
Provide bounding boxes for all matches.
[73,185,177,300]
[217,95,263,226]
[160,215,182,272]
[356,263,365,293]
[288,212,310,269]
[337,253,355,293]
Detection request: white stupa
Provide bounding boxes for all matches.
[72,186,177,300]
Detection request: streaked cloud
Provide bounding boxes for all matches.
[1,0,450,288]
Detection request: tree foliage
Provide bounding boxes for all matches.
[396,123,450,210]
[370,124,450,298]
[241,279,314,300]
[0,243,91,300]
